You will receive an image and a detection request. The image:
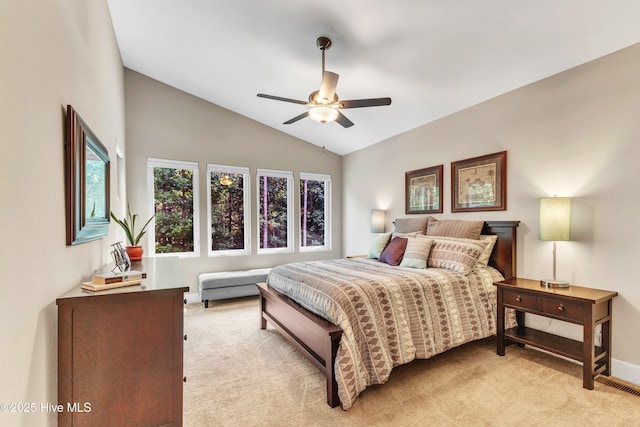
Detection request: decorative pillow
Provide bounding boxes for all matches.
[477,235,498,267]
[426,219,484,240]
[427,237,485,275]
[368,232,391,259]
[393,216,431,234]
[379,237,408,266]
[400,237,433,269]
[392,231,420,239]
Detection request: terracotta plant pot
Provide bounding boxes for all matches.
[126,245,144,261]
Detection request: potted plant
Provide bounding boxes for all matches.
[110,206,155,261]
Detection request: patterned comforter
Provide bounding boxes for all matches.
[267,258,508,410]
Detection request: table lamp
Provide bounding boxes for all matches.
[539,196,571,288]
[371,209,386,233]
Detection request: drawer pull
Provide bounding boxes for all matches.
[515,295,522,302]
[183,376,187,383]
[558,304,565,312]
[184,334,188,341]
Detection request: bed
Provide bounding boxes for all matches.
[258,220,519,409]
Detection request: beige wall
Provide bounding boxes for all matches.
[343,43,640,383]
[123,69,343,294]
[0,1,125,425]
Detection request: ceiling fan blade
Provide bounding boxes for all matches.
[339,97,392,109]
[317,71,339,103]
[257,93,308,105]
[335,111,354,128]
[283,111,309,124]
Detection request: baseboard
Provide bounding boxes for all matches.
[184,292,201,304]
[612,358,640,387]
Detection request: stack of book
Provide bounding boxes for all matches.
[82,270,147,291]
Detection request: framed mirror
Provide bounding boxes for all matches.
[65,105,110,245]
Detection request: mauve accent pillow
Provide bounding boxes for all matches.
[426,219,484,240]
[379,237,408,266]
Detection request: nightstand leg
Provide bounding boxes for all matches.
[583,308,595,390]
[602,302,612,376]
[497,288,505,356]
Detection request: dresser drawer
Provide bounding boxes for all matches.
[502,289,537,310]
[540,297,584,322]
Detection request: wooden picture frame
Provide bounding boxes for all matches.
[65,105,111,245]
[405,165,443,214]
[451,151,506,212]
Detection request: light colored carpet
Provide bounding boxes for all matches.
[183,297,640,427]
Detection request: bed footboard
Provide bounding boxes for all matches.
[257,282,343,408]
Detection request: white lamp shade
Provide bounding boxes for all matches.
[308,106,339,123]
[539,197,571,241]
[371,209,386,233]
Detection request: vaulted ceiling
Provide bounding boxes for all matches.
[107,1,640,155]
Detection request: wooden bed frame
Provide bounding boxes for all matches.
[258,220,520,408]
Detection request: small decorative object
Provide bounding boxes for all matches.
[371,209,386,233]
[110,242,131,272]
[110,206,155,261]
[539,196,572,288]
[405,165,443,214]
[451,151,506,212]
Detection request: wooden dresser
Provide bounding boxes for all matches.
[57,257,188,427]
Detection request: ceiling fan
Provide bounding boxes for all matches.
[257,37,392,128]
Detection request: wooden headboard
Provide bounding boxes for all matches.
[482,221,520,280]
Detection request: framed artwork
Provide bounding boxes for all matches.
[65,105,111,245]
[405,165,443,214]
[451,151,506,212]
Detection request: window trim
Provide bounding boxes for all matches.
[146,157,200,258]
[299,172,332,252]
[206,164,251,257]
[256,168,294,254]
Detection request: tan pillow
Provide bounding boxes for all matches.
[426,219,484,240]
[427,237,485,275]
[400,237,433,269]
[393,217,431,234]
[477,235,498,267]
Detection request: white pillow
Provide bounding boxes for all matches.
[368,232,391,259]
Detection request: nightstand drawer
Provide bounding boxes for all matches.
[539,297,583,322]
[502,289,537,310]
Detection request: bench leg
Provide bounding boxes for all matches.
[203,299,209,308]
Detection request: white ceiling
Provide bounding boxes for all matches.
[107,1,640,155]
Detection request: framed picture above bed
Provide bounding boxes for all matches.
[405,165,443,214]
[451,151,506,212]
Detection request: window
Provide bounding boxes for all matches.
[207,164,250,256]
[147,158,200,257]
[300,172,331,251]
[257,169,293,253]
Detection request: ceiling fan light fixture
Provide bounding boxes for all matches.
[308,106,339,124]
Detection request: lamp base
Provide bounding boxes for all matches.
[540,279,570,288]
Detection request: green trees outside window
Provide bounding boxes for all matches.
[258,173,291,250]
[153,167,195,254]
[210,172,245,251]
[300,179,326,247]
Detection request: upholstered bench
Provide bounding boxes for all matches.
[198,268,271,308]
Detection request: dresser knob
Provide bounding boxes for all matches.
[183,376,187,383]
[184,334,188,341]
[183,298,187,305]
[516,295,522,302]
[558,304,565,312]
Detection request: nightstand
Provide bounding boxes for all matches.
[494,278,618,389]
